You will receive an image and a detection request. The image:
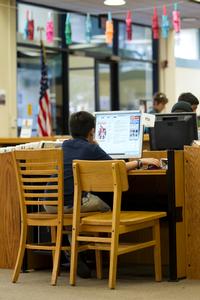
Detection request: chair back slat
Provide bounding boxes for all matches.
[12,149,64,216]
[73,160,128,192]
[19,170,58,176]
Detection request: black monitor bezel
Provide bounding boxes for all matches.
[149,112,198,151]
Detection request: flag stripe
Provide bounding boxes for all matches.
[38,41,52,137]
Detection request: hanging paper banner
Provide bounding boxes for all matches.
[65,13,72,45]
[161,5,170,39]
[27,11,34,41]
[172,3,181,33]
[126,11,132,40]
[46,12,54,43]
[24,10,29,40]
[152,7,159,39]
[85,13,92,43]
[105,12,114,45]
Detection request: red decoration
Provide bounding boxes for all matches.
[28,11,34,41]
[152,7,159,40]
[172,3,181,33]
[126,11,132,40]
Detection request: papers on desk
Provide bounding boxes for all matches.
[0,146,16,153]
[192,140,200,147]
[141,113,155,128]
[0,140,64,153]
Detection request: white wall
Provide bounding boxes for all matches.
[159,30,176,113]
[0,0,17,137]
[175,67,200,115]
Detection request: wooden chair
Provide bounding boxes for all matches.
[12,149,100,285]
[11,148,65,285]
[70,160,167,289]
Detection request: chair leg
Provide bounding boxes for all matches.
[51,224,62,286]
[51,226,61,277]
[12,223,27,283]
[51,226,56,262]
[108,233,119,289]
[95,250,102,279]
[153,220,162,282]
[69,230,78,286]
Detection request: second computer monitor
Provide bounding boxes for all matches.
[149,112,198,150]
[94,110,143,159]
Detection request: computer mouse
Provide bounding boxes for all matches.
[147,164,161,170]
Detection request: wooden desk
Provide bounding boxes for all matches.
[127,150,186,281]
[0,136,70,147]
[0,149,186,280]
[143,134,150,150]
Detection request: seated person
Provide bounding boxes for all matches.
[45,111,161,278]
[171,101,193,113]
[145,92,168,134]
[148,92,168,114]
[178,92,199,112]
[45,111,161,214]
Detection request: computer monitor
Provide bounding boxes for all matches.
[94,110,143,159]
[149,112,198,150]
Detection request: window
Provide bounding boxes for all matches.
[69,56,95,114]
[175,29,200,60]
[17,47,63,135]
[119,23,152,60]
[17,2,158,135]
[119,61,153,111]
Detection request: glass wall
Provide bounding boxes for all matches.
[97,63,111,111]
[118,23,153,111]
[17,3,61,47]
[17,48,63,135]
[119,23,152,60]
[119,61,152,111]
[69,56,95,114]
[17,2,157,135]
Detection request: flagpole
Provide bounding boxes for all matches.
[37,26,46,62]
[37,27,52,137]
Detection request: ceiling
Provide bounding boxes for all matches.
[24,0,200,29]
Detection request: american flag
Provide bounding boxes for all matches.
[37,41,52,136]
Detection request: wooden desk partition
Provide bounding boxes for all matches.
[0,153,20,268]
[184,146,200,279]
[128,150,186,280]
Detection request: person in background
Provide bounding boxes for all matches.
[148,92,168,114]
[178,92,199,112]
[171,101,193,113]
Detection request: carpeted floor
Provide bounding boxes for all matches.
[1,269,200,300]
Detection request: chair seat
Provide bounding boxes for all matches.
[27,212,59,220]
[81,211,167,226]
[27,211,100,221]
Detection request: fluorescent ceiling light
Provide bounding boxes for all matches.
[104,0,126,6]
[182,17,199,22]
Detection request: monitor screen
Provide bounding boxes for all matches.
[94,110,143,159]
[149,112,198,150]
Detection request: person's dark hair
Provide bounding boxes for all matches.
[69,111,95,138]
[171,101,193,113]
[178,92,199,105]
[153,92,168,104]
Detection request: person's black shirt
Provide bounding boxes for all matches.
[62,137,112,207]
